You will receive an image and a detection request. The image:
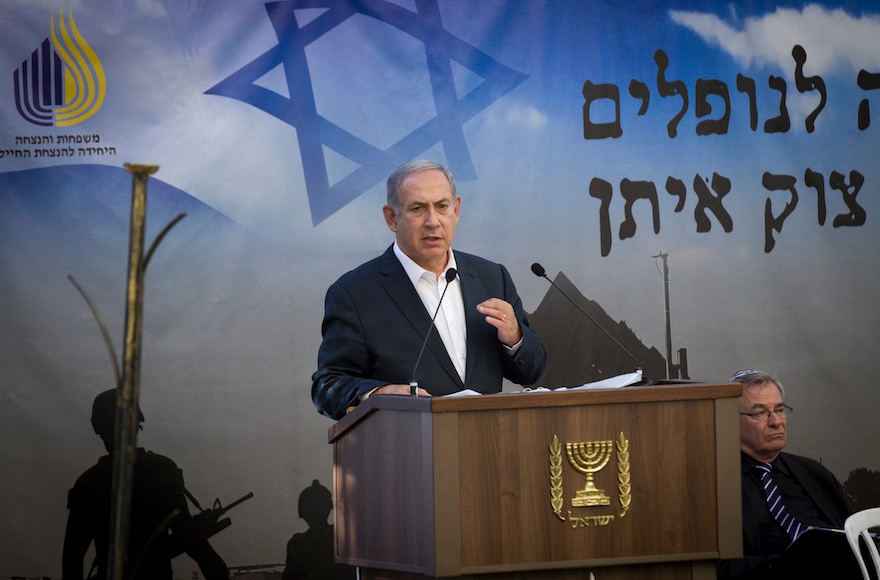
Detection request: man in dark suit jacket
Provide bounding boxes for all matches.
[311,160,546,420]
[718,370,853,579]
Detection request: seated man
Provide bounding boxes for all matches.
[718,370,853,579]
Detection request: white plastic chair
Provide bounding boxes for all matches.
[845,507,880,580]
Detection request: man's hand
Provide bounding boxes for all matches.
[477,298,522,348]
[373,384,432,397]
[347,384,432,413]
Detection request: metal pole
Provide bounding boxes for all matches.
[107,163,158,580]
[653,252,673,379]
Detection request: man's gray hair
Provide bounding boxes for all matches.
[728,369,785,398]
[386,160,456,210]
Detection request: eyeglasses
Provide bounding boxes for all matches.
[739,404,793,422]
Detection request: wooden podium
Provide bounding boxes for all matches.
[328,383,743,580]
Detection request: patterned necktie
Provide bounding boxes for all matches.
[755,462,804,541]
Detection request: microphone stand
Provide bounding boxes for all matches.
[531,262,646,382]
[410,268,458,396]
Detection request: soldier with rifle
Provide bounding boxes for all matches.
[62,388,230,580]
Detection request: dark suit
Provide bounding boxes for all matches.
[311,246,547,420]
[718,451,852,579]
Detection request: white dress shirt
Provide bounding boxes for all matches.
[393,242,467,381]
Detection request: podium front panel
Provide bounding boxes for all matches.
[456,399,717,569]
[330,384,742,577]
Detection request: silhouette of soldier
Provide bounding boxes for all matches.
[282,480,355,580]
[62,388,228,580]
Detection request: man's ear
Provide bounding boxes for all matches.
[382,205,398,232]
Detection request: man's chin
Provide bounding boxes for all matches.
[418,244,448,256]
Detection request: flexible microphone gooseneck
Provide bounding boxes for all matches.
[531,262,642,373]
[410,267,458,396]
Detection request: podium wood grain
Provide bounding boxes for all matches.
[329,384,742,579]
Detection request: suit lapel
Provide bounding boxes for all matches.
[378,248,428,331]
[781,453,844,527]
[456,252,484,387]
[379,247,463,388]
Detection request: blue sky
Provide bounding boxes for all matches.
[4,1,878,236]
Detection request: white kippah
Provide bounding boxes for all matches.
[727,369,762,383]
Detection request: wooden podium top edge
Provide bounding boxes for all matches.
[328,382,742,443]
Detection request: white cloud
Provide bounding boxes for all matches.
[4,0,85,9]
[134,0,167,18]
[504,103,548,130]
[670,4,880,78]
[1,0,166,15]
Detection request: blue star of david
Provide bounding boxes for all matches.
[205,0,528,225]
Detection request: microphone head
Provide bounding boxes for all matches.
[445,268,458,283]
[530,262,546,277]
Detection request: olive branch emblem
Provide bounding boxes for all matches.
[550,435,565,520]
[616,431,631,517]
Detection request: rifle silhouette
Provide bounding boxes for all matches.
[167,489,254,558]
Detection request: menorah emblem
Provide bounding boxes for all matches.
[565,440,613,507]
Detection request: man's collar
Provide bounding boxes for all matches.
[741,450,790,474]
[392,241,457,285]
[741,451,760,474]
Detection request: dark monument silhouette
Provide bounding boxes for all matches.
[528,271,672,387]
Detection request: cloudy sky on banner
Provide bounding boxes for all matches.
[671,5,880,74]
[3,1,878,243]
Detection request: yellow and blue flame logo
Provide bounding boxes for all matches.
[13,9,105,127]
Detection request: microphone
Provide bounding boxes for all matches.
[531,262,644,376]
[410,268,458,396]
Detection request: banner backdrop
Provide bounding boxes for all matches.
[2,0,879,575]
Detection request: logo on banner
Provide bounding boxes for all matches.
[12,8,106,127]
[206,0,528,225]
[549,433,632,527]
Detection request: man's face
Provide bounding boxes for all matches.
[739,381,787,463]
[383,168,460,275]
